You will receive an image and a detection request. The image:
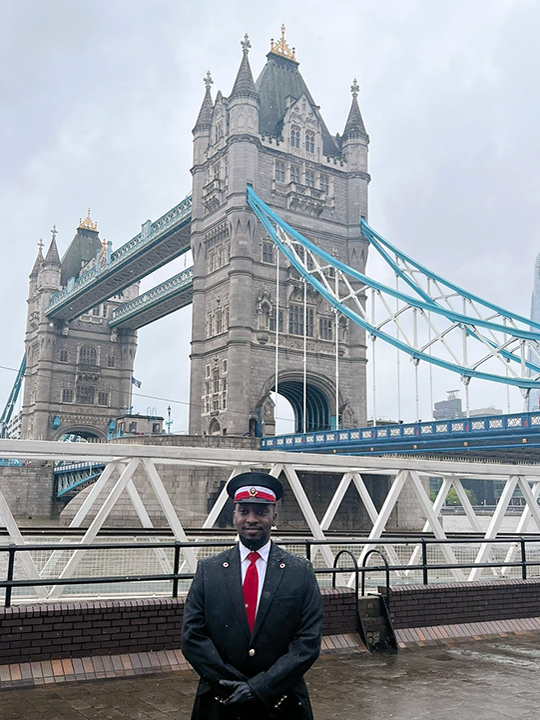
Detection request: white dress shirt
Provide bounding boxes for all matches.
[239,539,271,614]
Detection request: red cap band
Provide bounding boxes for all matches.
[234,485,277,503]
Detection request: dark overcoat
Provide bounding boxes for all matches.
[181,542,323,720]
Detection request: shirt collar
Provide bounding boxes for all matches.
[239,539,272,563]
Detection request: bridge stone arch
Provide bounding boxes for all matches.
[54,425,106,442]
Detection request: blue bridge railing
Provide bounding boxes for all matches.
[260,411,540,454]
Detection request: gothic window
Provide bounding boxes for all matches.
[222,393,227,410]
[305,169,315,188]
[97,391,110,406]
[59,349,68,363]
[213,162,220,179]
[209,417,221,434]
[76,385,95,405]
[205,364,211,378]
[205,381,210,395]
[291,125,301,149]
[224,306,229,329]
[92,305,101,317]
[102,303,108,317]
[215,122,223,141]
[107,355,116,368]
[216,310,223,335]
[61,388,73,403]
[222,359,228,374]
[222,377,227,392]
[320,174,329,194]
[262,242,274,264]
[79,345,97,365]
[205,397,210,413]
[213,370,220,394]
[306,307,314,337]
[319,317,333,340]
[289,306,314,336]
[207,314,214,337]
[213,396,220,411]
[305,131,315,153]
[290,165,301,184]
[269,309,284,333]
[275,160,286,182]
[289,305,304,335]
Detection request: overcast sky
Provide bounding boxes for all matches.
[1,0,540,432]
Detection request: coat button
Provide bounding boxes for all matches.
[249,649,256,657]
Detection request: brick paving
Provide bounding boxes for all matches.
[1,634,540,719]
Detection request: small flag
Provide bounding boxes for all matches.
[131,377,142,388]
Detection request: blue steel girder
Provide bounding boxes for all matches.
[54,461,105,497]
[246,187,540,391]
[45,195,192,321]
[261,410,540,459]
[0,355,26,437]
[109,267,194,330]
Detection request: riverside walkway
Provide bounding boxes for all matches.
[0,635,537,720]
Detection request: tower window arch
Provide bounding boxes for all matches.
[79,345,97,365]
[291,125,301,149]
[305,130,315,153]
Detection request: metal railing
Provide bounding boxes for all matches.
[261,410,540,453]
[2,535,540,607]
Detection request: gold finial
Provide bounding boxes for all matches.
[269,24,297,62]
[351,78,360,98]
[78,208,98,231]
[203,70,213,90]
[51,225,58,242]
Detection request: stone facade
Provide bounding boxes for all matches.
[189,34,370,437]
[21,221,138,441]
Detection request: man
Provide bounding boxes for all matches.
[182,471,323,719]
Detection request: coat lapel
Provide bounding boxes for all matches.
[251,542,286,640]
[222,545,251,640]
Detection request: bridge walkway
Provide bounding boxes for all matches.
[0,635,537,719]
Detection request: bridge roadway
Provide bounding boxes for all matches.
[109,266,193,330]
[261,409,540,462]
[45,195,192,322]
[1,635,538,719]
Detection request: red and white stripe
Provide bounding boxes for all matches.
[234,485,277,503]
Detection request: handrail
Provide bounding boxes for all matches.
[1,535,540,607]
[361,549,391,611]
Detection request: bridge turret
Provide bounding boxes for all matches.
[39,226,62,295]
[192,71,214,168]
[341,79,370,232]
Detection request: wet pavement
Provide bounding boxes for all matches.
[0,635,538,719]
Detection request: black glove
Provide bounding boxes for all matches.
[220,680,258,706]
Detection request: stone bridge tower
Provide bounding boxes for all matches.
[20,215,138,441]
[189,29,370,436]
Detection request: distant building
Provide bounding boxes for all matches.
[433,390,463,420]
[115,413,164,436]
[433,391,502,421]
[528,252,540,411]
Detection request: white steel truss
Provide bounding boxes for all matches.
[1,440,540,600]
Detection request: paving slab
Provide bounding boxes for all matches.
[1,635,539,719]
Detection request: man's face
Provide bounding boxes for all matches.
[233,502,277,549]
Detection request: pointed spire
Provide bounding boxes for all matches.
[343,78,367,140]
[44,225,61,265]
[30,240,44,278]
[230,34,258,99]
[194,71,214,131]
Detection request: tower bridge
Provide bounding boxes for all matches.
[2,28,540,549]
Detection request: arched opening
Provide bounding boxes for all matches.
[208,418,221,435]
[58,430,102,443]
[270,381,332,434]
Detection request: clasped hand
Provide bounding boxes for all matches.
[219,679,258,706]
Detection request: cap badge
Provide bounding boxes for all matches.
[249,487,258,497]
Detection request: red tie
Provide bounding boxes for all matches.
[243,551,260,633]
